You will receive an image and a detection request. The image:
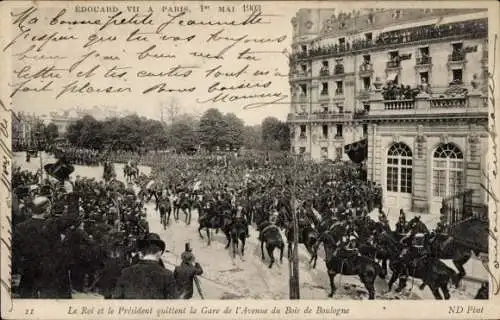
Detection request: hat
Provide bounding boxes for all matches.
[32,196,50,214]
[137,233,167,253]
[44,159,75,181]
[181,251,195,263]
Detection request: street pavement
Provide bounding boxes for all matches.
[13,152,482,300]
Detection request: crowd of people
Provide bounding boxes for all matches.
[290,18,486,61]
[382,83,421,101]
[12,155,203,299]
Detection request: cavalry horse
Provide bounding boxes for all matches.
[429,217,489,287]
[123,162,139,183]
[224,216,249,258]
[198,205,233,246]
[316,222,384,299]
[174,192,192,225]
[257,220,285,268]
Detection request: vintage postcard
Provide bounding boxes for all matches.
[1,0,500,319]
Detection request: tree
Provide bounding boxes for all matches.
[261,117,290,151]
[223,113,244,149]
[44,123,59,145]
[242,125,262,150]
[160,96,181,124]
[198,108,227,151]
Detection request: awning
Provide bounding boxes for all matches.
[344,138,368,164]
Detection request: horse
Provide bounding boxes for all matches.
[123,164,139,183]
[174,192,192,225]
[317,225,384,299]
[198,208,233,246]
[225,218,248,258]
[393,247,459,299]
[285,220,319,268]
[257,220,285,268]
[157,195,172,229]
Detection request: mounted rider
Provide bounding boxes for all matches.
[395,209,408,234]
[233,204,250,238]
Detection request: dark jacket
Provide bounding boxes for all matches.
[113,260,178,299]
[174,261,203,299]
[13,217,71,298]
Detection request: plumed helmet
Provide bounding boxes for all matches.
[32,196,50,214]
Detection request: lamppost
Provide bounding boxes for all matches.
[289,153,300,299]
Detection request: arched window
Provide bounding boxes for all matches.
[432,143,464,197]
[387,143,413,193]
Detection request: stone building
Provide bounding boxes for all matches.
[288,8,488,215]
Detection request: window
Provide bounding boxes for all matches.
[363,103,370,112]
[339,38,345,46]
[336,81,343,95]
[322,125,328,139]
[299,147,306,154]
[452,69,463,83]
[363,124,368,137]
[301,64,307,73]
[452,42,463,52]
[301,45,307,53]
[299,84,307,96]
[393,9,401,19]
[337,104,344,113]
[365,33,372,42]
[299,125,306,138]
[432,144,464,197]
[321,147,328,159]
[390,51,399,59]
[363,77,371,90]
[420,72,429,85]
[363,54,371,63]
[322,104,329,113]
[322,60,329,67]
[419,47,429,56]
[336,124,343,137]
[321,82,328,95]
[386,143,413,193]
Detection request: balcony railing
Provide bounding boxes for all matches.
[309,112,352,121]
[416,56,432,65]
[335,89,344,96]
[386,60,401,69]
[320,91,329,96]
[359,63,373,73]
[289,18,487,62]
[334,65,345,75]
[430,97,467,108]
[319,68,330,76]
[384,99,415,110]
[448,52,466,62]
[287,113,309,121]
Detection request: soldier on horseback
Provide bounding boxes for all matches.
[395,209,408,234]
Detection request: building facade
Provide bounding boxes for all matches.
[288,8,488,215]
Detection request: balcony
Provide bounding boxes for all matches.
[359,63,373,75]
[357,93,487,119]
[287,113,309,122]
[334,65,345,75]
[289,18,487,62]
[416,56,432,65]
[384,99,415,110]
[290,70,311,81]
[430,97,467,108]
[319,68,330,77]
[448,51,466,62]
[386,60,401,69]
[309,112,352,122]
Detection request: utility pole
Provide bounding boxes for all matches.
[289,153,300,299]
